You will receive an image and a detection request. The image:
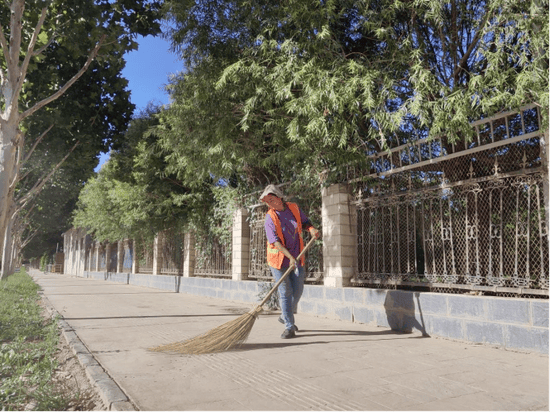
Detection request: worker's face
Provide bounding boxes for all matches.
[263,194,285,211]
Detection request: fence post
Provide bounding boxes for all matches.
[78,236,84,276]
[117,241,124,273]
[542,130,550,268]
[94,242,100,272]
[183,232,195,277]
[85,235,92,272]
[132,239,139,274]
[232,207,250,281]
[321,183,357,287]
[153,233,163,275]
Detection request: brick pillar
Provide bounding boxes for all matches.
[85,235,92,272]
[542,130,549,286]
[117,241,124,273]
[232,207,251,281]
[78,237,84,276]
[153,233,163,275]
[94,242,100,272]
[321,183,357,287]
[183,232,195,277]
[132,239,139,274]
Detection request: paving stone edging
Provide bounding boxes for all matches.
[37,286,137,411]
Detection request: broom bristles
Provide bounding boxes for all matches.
[149,305,263,354]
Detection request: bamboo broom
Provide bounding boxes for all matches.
[149,237,318,355]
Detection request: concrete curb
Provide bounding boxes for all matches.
[38,288,137,411]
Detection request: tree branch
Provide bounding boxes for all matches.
[450,9,490,83]
[21,124,54,166]
[20,226,40,249]
[15,141,79,213]
[8,0,25,82]
[19,35,106,121]
[17,7,48,94]
[0,23,11,69]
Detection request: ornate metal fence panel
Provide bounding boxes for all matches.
[122,240,133,273]
[98,244,107,271]
[88,244,96,271]
[108,242,118,272]
[194,234,232,278]
[135,238,154,274]
[160,229,185,275]
[354,105,548,296]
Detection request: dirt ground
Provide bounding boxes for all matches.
[38,298,108,411]
[50,332,108,411]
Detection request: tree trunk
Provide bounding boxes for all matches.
[0,134,18,268]
[0,217,14,279]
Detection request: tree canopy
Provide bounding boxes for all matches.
[0,0,161,275]
[72,0,548,245]
[156,0,548,189]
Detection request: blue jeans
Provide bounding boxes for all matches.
[269,265,306,330]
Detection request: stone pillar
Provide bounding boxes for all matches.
[78,237,84,276]
[85,235,92,272]
[117,241,124,273]
[183,232,195,277]
[152,233,163,275]
[232,207,251,281]
[542,129,549,285]
[132,239,139,274]
[94,241,100,272]
[321,183,357,288]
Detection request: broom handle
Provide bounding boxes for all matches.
[258,237,318,307]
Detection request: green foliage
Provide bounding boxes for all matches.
[73,107,209,241]
[192,185,239,263]
[0,268,71,410]
[74,0,547,255]
[158,0,548,192]
[3,0,162,261]
[39,252,51,272]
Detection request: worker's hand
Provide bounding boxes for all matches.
[289,256,298,269]
[309,227,320,239]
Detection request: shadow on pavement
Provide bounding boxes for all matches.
[236,329,430,351]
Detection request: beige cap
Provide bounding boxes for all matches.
[260,184,284,201]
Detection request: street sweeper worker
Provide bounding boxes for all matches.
[260,184,320,339]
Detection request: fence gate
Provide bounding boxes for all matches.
[353,105,548,297]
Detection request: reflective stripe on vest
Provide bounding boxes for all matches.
[266,202,304,269]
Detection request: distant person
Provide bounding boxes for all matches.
[260,185,320,339]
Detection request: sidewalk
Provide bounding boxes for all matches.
[31,271,548,411]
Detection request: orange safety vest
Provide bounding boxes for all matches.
[266,202,305,269]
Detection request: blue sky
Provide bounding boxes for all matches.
[95,34,183,171]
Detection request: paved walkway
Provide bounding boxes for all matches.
[31,271,548,411]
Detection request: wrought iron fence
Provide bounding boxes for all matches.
[159,229,185,275]
[194,233,232,278]
[122,240,133,273]
[87,244,96,271]
[352,105,548,297]
[108,242,118,272]
[135,238,154,274]
[98,244,107,271]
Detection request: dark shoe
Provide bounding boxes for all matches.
[278,316,298,332]
[281,329,296,339]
